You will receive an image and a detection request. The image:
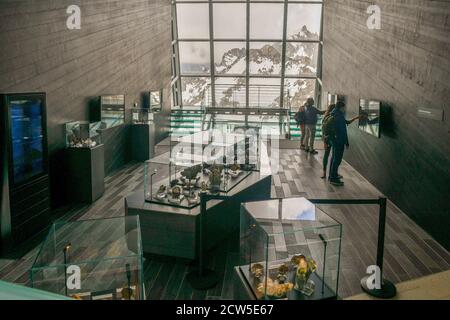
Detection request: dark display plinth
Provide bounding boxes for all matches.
[131,123,155,162]
[65,144,105,203]
[125,173,272,260]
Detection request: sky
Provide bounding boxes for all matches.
[177,3,322,65]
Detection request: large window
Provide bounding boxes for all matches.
[172,0,323,109]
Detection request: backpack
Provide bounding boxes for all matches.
[294,108,305,126]
[322,114,336,142]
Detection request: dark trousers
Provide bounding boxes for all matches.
[329,143,345,180]
[323,142,332,172]
[323,142,331,172]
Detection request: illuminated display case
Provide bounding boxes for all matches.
[65,121,102,148]
[239,197,342,300]
[30,216,144,300]
[0,92,51,249]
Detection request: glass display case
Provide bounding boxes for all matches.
[239,197,342,300]
[100,94,125,128]
[171,130,259,170]
[30,216,144,300]
[144,132,256,208]
[144,153,203,209]
[65,121,102,148]
[131,108,155,124]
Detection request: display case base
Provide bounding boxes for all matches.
[131,123,155,162]
[125,173,272,260]
[65,144,105,203]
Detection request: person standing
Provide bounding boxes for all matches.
[329,101,349,186]
[303,97,325,154]
[321,103,360,180]
[294,104,306,149]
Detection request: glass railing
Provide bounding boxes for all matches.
[172,84,322,140]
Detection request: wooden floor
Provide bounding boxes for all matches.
[0,142,449,299]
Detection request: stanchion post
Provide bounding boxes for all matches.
[360,197,397,299]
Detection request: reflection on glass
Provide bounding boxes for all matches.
[286,4,322,41]
[9,97,45,185]
[181,77,211,107]
[101,95,125,128]
[284,79,317,109]
[213,3,246,39]
[359,99,381,138]
[179,42,210,75]
[285,42,318,77]
[249,42,282,75]
[214,42,246,75]
[250,4,284,39]
[150,90,162,110]
[176,3,209,39]
[214,77,246,108]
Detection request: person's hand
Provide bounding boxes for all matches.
[346,143,350,149]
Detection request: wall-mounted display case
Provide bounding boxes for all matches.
[239,197,342,300]
[65,121,102,148]
[31,216,144,300]
[326,93,347,107]
[359,99,381,138]
[149,90,162,111]
[100,94,125,128]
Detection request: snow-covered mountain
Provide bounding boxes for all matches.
[182,25,319,108]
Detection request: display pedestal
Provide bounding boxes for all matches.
[66,144,105,203]
[124,173,272,260]
[131,123,155,162]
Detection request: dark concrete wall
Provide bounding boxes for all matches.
[0,0,172,206]
[322,0,450,249]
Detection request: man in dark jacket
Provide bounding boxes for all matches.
[329,101,349,186]
[303,97,325,154]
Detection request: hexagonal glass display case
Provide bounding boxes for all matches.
[144,130,260,209]
[239,197,342,300]
[30,216,144,300]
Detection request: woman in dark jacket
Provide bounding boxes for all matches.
[321,103,360,180]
